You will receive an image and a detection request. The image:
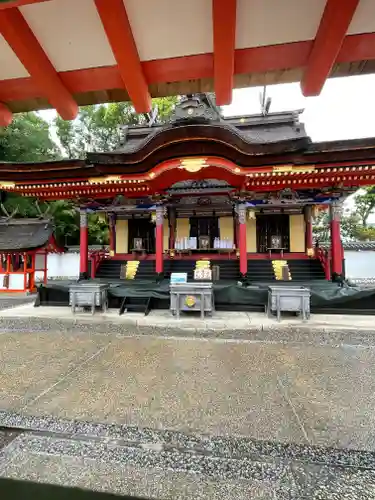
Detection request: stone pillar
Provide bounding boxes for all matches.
[109,213,116,256]
[304,205,313,253]
[79,209,89,280]
[237,203,247,276]
[329,201,343,278]
[155,205,164,275]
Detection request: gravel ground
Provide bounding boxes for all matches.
[1,428,375,499]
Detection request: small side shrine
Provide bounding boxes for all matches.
[0,215,62,293]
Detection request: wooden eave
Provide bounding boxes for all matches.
[1,137,375,199]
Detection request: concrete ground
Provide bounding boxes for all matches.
[0,301,369,332]
[0,301,375,498]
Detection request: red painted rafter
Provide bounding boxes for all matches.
[0,8,77,120]
[94,0,151,113]
[212,0,237,105]
[301,0,360,96]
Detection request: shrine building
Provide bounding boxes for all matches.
[1,94,375,288]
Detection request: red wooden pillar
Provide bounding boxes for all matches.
[23,252,27,291]
[330,202,343,278]
[155,205,164,275]
[237,203,247,276]
[168,207,176,251]
[43,250,48,285]
[233,212,238,248]
[305,205,313,252]
[109,213,116,256]
[79,209,89,280]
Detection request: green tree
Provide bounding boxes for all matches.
[353,187,375,227]
[313,192,375,243]
[53,98,178,244]
[1,99,178,245]
[0,112,60,162]
[55,97,178,158]
[88,213,109,245]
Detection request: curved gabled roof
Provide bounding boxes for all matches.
[0,218,54,252]
[87,96,310,165]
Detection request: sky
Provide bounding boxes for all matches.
[222,74,375,142]
[41,73,375,143]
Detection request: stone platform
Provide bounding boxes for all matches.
[0,301,374,336]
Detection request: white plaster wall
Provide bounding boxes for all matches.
[0,273,24,290]
[47,253,80,280]
[344,250,375,279]
[8,274,24,290]
[35,253,45,270]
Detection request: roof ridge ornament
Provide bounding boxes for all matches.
[170,93,221,125]
[259,85,272,116]
[35,199,52,219]
[0,202,18,221]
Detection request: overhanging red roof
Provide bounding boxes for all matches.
[0,0,375,124]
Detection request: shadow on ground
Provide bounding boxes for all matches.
[0,478,147,500]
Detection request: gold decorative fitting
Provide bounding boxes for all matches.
[88,175,121,185]
[0,181,16,189]
[179,157,208,173]
[234,167,241,173]
[273,165,293,173]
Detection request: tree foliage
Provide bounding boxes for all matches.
[1,99,177,245]
[353,187,375,227]
[55,97,178,158]
[0,112,60,162]
[313,189,375,242]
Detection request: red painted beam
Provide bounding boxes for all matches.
[212,0,237,105]
[94,0,151,113]
[1,32,375,108]
[301,0,360,96]
[0,8,77,120]
[0,102,13,126]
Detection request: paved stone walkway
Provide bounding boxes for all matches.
[0,301,375,498]
[0,301,373,333]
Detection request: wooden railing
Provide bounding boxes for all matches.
[315,244,331,280]
[89,249,109,279]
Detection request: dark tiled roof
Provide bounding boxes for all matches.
[0,218,53,252]
[87,96,310,162]
[343,241,375,250]
[319,240,375,250]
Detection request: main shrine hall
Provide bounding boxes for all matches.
[1,0,375,310]
[1,93,375,289]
